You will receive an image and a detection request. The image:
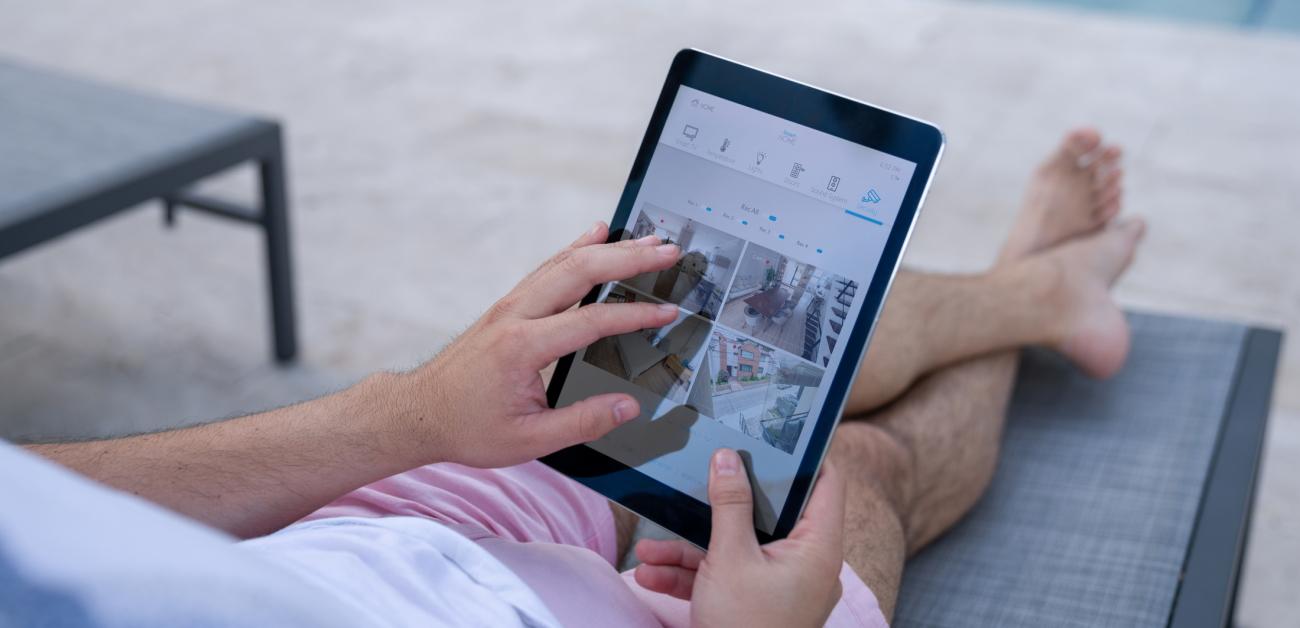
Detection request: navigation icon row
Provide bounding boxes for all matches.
[679,123,886,215]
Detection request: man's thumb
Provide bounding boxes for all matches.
[707,448,760,558]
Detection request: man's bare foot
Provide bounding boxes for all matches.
[1000,128,1124,263]
[1035,218,1146,378]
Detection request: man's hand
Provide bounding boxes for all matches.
[633,449,846,628]
[388,221,681,468]
[29,222,680,538]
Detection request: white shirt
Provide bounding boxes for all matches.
[0,443,560,628]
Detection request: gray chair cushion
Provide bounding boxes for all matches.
[0,59,263,226]
[894,312,1247,627]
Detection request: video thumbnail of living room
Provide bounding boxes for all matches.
[685,328,825,454]
[581,285,713,404]
[621,204,744,320]
[717,242,859,367]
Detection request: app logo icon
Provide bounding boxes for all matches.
[827,176,840,192]
[683,125,699,141]
[861,189,882,204]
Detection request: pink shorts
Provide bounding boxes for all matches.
[304,462,887,627]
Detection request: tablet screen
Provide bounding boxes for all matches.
[555,84,918,532]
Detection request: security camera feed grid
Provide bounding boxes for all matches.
[686,329,825,454]
[717,242,860,368]
[621,204,745,321]
[582,285,712,404]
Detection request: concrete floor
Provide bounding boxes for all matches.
[0,0,1296,624]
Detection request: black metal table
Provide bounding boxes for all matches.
[0,60,296,362]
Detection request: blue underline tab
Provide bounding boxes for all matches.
[845,209,883,225]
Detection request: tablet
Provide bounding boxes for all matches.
[543,49,943,547]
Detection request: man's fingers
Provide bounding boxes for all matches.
[614,234,662,248]
[502,226,655,319]
[706,448,761,559]
[635,538,705,569]
[511,240,681,318]
[572,222,658,251]
[633,564,697,601]
[520,393,640,455]
[527,302,679,364]
[568,221,609,249]
[788,462,846,556]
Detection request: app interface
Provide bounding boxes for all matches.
[557,85,918,531]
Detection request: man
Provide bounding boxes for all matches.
[4,129,1140,626]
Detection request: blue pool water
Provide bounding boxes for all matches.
[981,0,1300,33]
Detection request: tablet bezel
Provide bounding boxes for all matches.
[543,49,944,547]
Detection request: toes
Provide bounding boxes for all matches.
[1062,128,1103,161]
[1083,143,1123,172]
[1096,197,1122,223]
[1097,182,1122,205]
[1094,181,1122,211]
[1108,218,1146,267]
[1093,168,1122,193]
[1093,164,1123,220]
[1087,218,1145,288]
[1119,217,1147,241]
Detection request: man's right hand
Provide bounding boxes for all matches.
[633,448,847,628]
[383,222,682,470]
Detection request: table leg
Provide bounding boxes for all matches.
[260,136,297,363]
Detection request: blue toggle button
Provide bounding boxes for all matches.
[741,219,748,225]
[816,248,824,254]
[778,234,785,239]
[768,215,777,222]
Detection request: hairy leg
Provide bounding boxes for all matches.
[849,246,1148,415]
[848,269,1047,411]
[831,201,1145,619]
[850,225,1139,412]
[828,351,1016,620]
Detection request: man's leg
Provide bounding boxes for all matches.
[848,128,1127,411]
[830,352,1016,619]
[829,213,1146,616]
[848,269,1062,412]
[826,127,1145,619]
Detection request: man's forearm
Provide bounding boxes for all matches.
[28,372,436,539]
